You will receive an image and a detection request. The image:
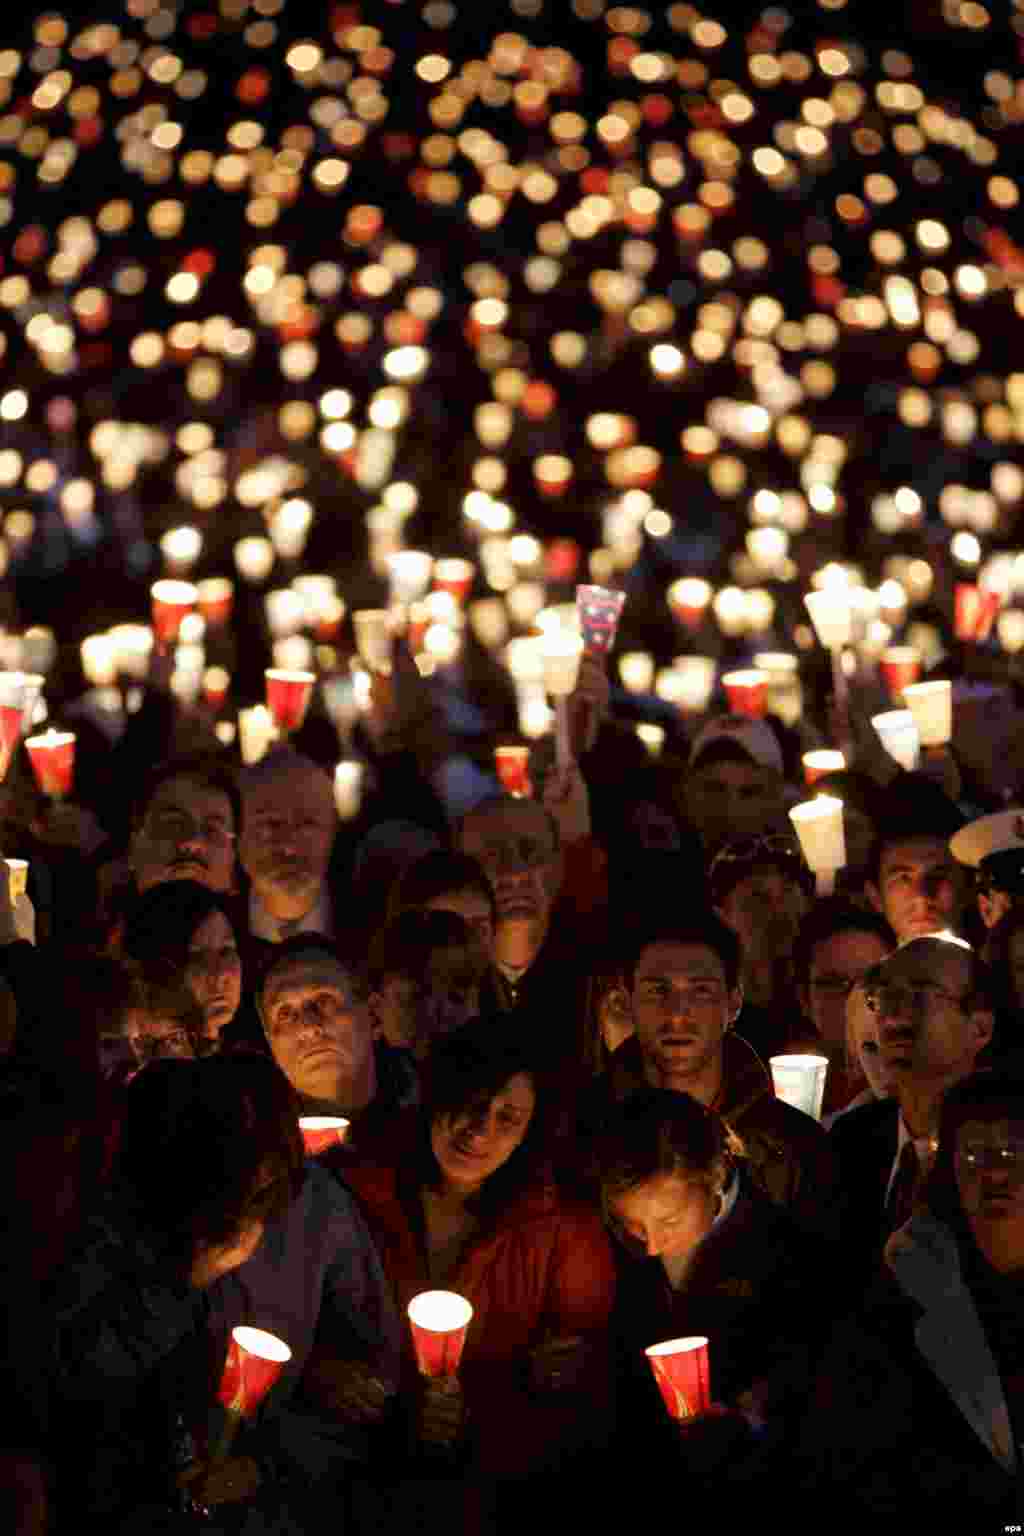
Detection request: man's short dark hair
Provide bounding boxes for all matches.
[367,908,476,991]
[256,934,363,1006]
[455,794,561,855]
[131,753,241,835]
[621,913,742,991]
[866,774,967,885]
[791,899,895,988]
[388,849,497,925]
[594,1087,743,1214]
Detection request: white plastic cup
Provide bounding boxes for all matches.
[789,795,846,873]
[872,709,921,771]
[901,679,952,748]
[770,1054,829,1121]
[804,590,852,650]
[352,610,393,675]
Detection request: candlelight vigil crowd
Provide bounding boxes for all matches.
[3,631,1024,1534]
[6,0,1024,1530]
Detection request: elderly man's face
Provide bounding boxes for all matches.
[866,942,992,1086]
[131,776,237,895]
[239,763,336,917]
[459,801,560,930]
[262,951,373,1105]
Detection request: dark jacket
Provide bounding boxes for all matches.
[827,1094,899,1275]
[46,1166,400,1527]
[587,1031,839,1241]
[790,1209,1024,1519]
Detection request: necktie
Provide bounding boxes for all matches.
[886,1140,920,1234]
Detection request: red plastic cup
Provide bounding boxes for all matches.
[151,579,197,647]
[25,730,75,798]
[264,669,316,733]
[299,1116,350,1155]
[955,583,1001,642]
[576,584,626,656]
[802,749,846,786]
[494,745,531,797]
[722,669,768,719]
[879,646,920,699]
[544,538,580,584]
[217,1326,292,1417]
[645,1336,711,1421]
[197,577,234,628]
[433,558,475,603]
[407,1291,473,1378]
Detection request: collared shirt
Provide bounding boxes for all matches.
[661,1173,741,1291]
[249,881,334,944]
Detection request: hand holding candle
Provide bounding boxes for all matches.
[407,1290,473,1379]
[213,1326,292,1462]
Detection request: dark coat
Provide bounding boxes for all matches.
[827,1094,899,1278]
[789,1210,1024,1519]
[584,1031,840,1241]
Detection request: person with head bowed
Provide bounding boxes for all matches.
[45,1055,399,1533]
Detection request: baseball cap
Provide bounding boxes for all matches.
[689,714,784,776]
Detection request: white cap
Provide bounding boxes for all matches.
[950,809,1024,869]
[689,715,784,775]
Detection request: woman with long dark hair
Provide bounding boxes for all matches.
[121,879,245,1054]
[337,1020,616,1523]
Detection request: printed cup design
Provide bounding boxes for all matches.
[576,585,626,656]
[645,1336,711,1421]
[217,1327,292,1418]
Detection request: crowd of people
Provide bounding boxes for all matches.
[2,637,1024,1532]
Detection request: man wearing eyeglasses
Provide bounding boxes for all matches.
[830,934,994,1268]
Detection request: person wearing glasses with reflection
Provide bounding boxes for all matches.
[793,1073,1024,1521]
[829,934,994,1273]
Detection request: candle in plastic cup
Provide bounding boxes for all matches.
[789,795,846,873]
[234,535,275,584]
[407,1290,474,1378]
[299,1116,350,1155]
[238,706,277,766]
[203,667,230,711]
[804,590,852,650]
[576,585,626,656]
[388,550,433,606]
[0,673,24,779]
[151,580,197,648]
[802,750,846,787]
[495,745,531,798]
[25,730,76,798]
[902,680,952,748]
[333,760,364,820]
[109,624,153,681]
[4,858,27,903]
[16,675,44,736]
[879,646,921,700]
[770,1055,829,1121]
[217,1326,292,1417]
[955,583,1001,642]
[160,525,202,575]
[872,709,920,771]
[668,577,712,631]
[541,631,584,698]
[434,558,475,602]
[197,577,234,628]
[722,669,768,719]
[673,656,717,713]
[80,636,117,688]
[353,610,393,675]
[618,652,654,694]
[644,1336,711,1422]
[265,669,316,733]
[636,723,665,759]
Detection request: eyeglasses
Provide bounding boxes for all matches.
[864,981,970,1018]
[809,973,861,998]
[957,1140,1024,1174]
[143,808,236,847]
